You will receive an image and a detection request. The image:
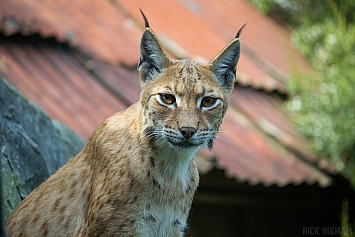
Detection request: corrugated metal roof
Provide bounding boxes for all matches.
[0,0,312,93]
[0,0,337,187]
[216,88,334,187]
[0,35,127,139]
[0,0,142,65]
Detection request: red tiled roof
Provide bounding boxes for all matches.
[0,0,336,187]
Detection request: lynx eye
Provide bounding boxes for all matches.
[201,97,217,108]
[159,93,176,105]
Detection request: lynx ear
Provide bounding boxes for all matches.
[138,10,169,82]
[210,23,246,90]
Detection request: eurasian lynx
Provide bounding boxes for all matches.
[6,11,245,237]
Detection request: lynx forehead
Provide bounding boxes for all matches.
[6,10,245,237]
[151,60,224,94]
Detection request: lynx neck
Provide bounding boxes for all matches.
[151,139,198,183]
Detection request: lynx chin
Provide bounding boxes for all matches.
[6,10,245,237]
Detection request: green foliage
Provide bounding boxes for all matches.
[287,2,355,186]
[249,0,355,27]
[248,0,278,13]
[249,0,355,186]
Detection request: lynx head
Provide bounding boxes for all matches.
[138,11,245,151]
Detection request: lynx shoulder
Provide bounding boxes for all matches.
[6,11,245,237]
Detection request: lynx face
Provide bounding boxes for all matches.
[138,18,245,151]
[142,60,228,150]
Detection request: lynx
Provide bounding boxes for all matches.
[6,11,245,237]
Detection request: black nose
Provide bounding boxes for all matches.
[179,126,196,139]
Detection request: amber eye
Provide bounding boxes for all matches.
[201,97,217,108]
[159,93,176,105]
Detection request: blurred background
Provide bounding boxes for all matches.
[0,0,354,236]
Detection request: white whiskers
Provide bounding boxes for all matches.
[204,129,237,157]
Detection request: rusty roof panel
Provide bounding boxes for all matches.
[216,97,333,187]
[0,0,142,65]
[229,87,337,175]
[192,0,312,76]
[90,62,141,105]
[0,35,126,139]
[0,0,311,93]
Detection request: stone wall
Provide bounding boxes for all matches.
[0,77,86,223]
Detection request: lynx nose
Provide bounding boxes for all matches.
[179,126,196,139]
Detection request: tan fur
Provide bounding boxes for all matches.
[6,14,243,237]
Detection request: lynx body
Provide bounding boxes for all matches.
[6,11,244,237]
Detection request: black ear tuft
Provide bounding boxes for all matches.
[138,10,169,82]
[138,28,169,82]
[235,22,247,39]
[139,8,150,28]
[209,23,246,91]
